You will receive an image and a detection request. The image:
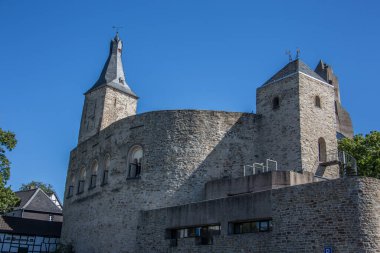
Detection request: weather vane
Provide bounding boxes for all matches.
[112,26,124,33]
[285,50,292,62]
[296,48,301,59]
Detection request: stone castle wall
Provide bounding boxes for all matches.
[136,177,380,253]
[78,87,107,143]
[101,87,137,131]
[256,73,339,177]
[61,110,259,253]
[256,74,302,171]
[298,73,339,177]
[78,86,138,144]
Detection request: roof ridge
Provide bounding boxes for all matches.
[22,188,41,209]
[261,59,326,86]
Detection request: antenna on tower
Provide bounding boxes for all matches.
[285,50,292,62]
[296,48,301,59]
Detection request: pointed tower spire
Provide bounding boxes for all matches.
[78,34,139,144]
[86,33,137,98]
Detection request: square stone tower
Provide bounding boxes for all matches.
[256,59,338,177]
[78,33,138,144]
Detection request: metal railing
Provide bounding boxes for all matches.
[319,150,358,177]
[243,159,277,176]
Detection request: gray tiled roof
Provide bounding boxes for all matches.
[0,216,61,237]
[14,188,62,214]
[14,189,37,209]
[86,34,137,97]
[262,59,326,86]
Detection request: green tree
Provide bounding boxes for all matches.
[0,128,20,213]
[20,181,55,195]
[338,131,380,178]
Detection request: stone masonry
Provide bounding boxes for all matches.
[137,177,380,253]
[61,34,359,253]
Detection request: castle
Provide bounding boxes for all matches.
[61,34,380,252]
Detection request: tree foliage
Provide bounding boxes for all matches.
[0,128,20,213]
[338,131,380,178]
[20,181,55,196]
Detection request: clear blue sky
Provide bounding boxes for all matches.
[0,0,379,201]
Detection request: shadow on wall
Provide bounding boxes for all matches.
[168,113,260,205]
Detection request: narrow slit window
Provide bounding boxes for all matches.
[272,97,280,109]
[315,96,321,108]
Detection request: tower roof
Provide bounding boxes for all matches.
[86,33,137,97]
[262,59,326,86]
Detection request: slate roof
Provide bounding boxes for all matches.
[86,33,138,98]
[0,216,61,237]
[14,188,62,214]
[14,189,37,209]
[262,59,327,86]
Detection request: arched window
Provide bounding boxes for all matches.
[272,97,280,109]
[127,146,143,178]
[89,160,98,189]
[318,138,327,162]
[67,174,75,198]
[77,167,86,194]
[102,154,110,185]
[315,96,321,108]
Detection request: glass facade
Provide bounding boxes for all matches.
[0,233,59,253]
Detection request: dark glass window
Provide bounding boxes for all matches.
[128,161,141,178]
[167,224,221,246]
[231,220,272,234]
[102,170,109,185]
[89,174,97,189]
[77,180,85,194]
[67,186,74,198]
[127,146,143,179]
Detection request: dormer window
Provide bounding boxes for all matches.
[315,96,321,108]
[127,146,143,179]
[272,97,280,109]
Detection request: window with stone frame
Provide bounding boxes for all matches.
[127,146,143,179]
[89,160,98,189]
[77,167,86,194]
[102,154,111,185]
[67,174,75,198]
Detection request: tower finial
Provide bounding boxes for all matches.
[285,50,292,62]
[112,26,123,41]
